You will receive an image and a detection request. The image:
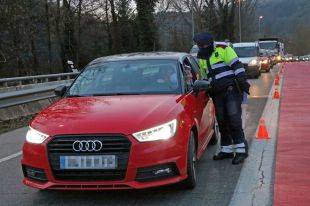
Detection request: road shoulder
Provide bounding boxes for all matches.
[229,69,283,206]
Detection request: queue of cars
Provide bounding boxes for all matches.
[283,55,310,62]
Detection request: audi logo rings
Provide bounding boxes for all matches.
[72,140,103,152]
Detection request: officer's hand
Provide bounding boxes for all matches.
[240,82,250,95]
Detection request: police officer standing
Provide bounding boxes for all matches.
[193,32,250,164]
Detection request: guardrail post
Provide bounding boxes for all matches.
[67,75,70,80]
[57,77,61,81]
[33,78,38,84]
[3,82,8,87]
[18,81,22,86]
[45,78,49,82]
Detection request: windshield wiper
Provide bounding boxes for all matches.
[66,94,92,97]
[92,92,142,96]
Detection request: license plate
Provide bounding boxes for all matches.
[59,155,117,169]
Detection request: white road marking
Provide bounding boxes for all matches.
[0,151,22,164]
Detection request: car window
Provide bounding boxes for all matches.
[68,59,182,96]
[234,46,258,58]
[188,56,201,79]
[182,57,198,93]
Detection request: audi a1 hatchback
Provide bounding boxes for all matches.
[21,52,219,190]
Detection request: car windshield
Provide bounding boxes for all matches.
[67,59,181,96]
[234,47,258,58]
[259,42,277,50]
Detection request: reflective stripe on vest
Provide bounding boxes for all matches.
[234,68,245,75]
[229,57,239,66]
[215,70,234,79]
[211,62,226,69]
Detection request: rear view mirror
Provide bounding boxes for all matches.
[193,80,211,95]
[54,85,67,97]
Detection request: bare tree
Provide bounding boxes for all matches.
[109,0,123,53]
[45,0,52,73]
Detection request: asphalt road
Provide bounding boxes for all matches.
[0,65,279,206]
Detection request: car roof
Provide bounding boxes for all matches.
[233,42,258,47]
[89,52,188,65]
[258,41,277,43]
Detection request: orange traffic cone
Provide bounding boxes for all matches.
[276,74,280,81]
[256,119,270,139]
[273,86,280,99]
[274,78,279,85]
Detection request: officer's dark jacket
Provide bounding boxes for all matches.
[197,45,246,93]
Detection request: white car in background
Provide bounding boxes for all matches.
[233,42,261,79]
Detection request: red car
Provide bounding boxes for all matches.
[21,52,219,190]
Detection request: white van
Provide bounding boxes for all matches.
[233,42,261,79]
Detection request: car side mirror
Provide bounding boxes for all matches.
[193,80,211,96]
[54,85,67,97]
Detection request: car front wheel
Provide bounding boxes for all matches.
[181,131,197,189]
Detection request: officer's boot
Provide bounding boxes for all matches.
[232,153,248,164]
[232,140,248,165]
[213,152,234,160]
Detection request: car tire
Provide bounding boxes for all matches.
[181,132,197,189]
[209,117,220,145]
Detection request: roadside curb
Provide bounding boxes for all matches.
[229,66,284,206]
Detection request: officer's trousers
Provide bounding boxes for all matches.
[212,85,247,153]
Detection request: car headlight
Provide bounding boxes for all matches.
[249,59,258,66]
[26,127,49,144]
[276,56,281,61]
[132,119,177,142]
[261,59,268,64]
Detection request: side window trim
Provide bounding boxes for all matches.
[181,56,197,94]
[188,55,201,79]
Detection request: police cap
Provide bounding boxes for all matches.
[193,32,214,47]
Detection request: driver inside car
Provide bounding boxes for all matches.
[156,65,178,90]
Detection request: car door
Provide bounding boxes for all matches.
[181,56,212,152]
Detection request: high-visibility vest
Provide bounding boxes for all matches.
[197,45,245,93]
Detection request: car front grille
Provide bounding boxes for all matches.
[47,134,131,181]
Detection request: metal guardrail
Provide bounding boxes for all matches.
[0,72,78,108]
[0,72,79,87]
[0,85,58,109]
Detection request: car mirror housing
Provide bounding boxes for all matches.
[54,85,67,97]
[193,80,211,95]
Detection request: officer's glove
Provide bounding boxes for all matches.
[235,75,250,95]
[240,81,250,95]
